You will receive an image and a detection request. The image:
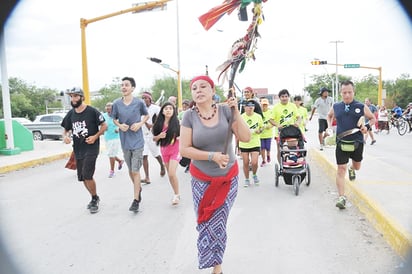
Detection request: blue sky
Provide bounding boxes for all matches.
[2,0,412,96]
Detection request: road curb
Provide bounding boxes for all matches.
[309,148,412,258]
[0,152,71,174]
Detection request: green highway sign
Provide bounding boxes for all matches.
[344,64,360,68]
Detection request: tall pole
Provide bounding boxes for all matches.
[0,30,15,150]
[175,0,182,111]
[80,0,171,104]
[330,40,343,102]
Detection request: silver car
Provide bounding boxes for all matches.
[25,113,66,140]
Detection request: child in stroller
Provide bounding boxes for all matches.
[274,125,310,195]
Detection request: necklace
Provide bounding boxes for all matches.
[195,104,217,120]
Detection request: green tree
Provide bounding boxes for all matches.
[0,77,62,120]
[305,73,412,108]
[91,78,122,111]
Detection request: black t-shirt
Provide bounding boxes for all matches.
[61,106,105,159]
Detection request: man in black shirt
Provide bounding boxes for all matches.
[61,87,107,213]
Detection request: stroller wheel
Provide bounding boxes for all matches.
[293,175,300,196]
[306,164,311,186]
[274,163,280,187]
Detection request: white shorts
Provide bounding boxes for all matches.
[143,133,161,157]
[105,139,121,157]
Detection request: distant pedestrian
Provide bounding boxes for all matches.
[327,80,376,209]
[377,105,389,133]
[168,95,177,107]
[364,98,377,145]
[111,77,149,212]
[259,98,274,166]
[152,102,181,205]
[61,87,107,214]
[309,87,334,150]
[180,75,250,274]
[141,91,166,184]
[294,95,308,133]
[103,102,124,178]
[178,99,192,173]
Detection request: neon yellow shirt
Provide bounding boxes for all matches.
[271,102,299,136]
[296,106,308,133]
[239,112,263,149]
[260,109,274,139]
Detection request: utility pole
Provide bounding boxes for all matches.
[330,40,344,102]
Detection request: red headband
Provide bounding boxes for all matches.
[142,91,153,101]
[190,75,214,89]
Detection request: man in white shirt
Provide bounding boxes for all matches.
[141,91,166,183]
[310,87,334,150]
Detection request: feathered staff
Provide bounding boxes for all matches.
[198,0,267,153]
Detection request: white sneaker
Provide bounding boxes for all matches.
[172,194,180,205]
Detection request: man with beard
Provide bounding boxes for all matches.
[61,87,107,213]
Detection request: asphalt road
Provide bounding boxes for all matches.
[0,137,404,274]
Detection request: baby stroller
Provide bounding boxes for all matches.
[274,125,311,196]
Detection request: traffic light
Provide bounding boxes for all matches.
[148,57,162,64]
[311,60,327,65]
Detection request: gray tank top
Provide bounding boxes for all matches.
[181,104,236,177]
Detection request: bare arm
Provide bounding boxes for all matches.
[86,122,108,144]
[364,105,376,126]
[309,107,316,120]
[231,106,251,143]
[62,129,72,144]
[326,107,334,129]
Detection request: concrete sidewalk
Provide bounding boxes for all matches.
[307,129,412,258]
[1,132,412,258]
[310,147,412,257]
[0,141,72,174]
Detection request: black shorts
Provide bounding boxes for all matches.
[76,154,98,181]
[365,124,372,131]
[318,119,328,133]
[240,146,261,153]
[335,141,364,165]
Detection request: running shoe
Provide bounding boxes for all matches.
[370,140,376,145]
[244,179,250,188]
[129,199,140,212]
[335,196,347,209]
[89,196,100,213]
[108,170,114,178]
[252,174,260,185]
[172,194,180,205]
[87,195,99,209]
[118,160,124,170]
[348,167,356,181]
[267,156,271,163]
[260,161,266,167]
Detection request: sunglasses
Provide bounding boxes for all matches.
[345,104,350,112]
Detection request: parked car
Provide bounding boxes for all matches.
[0,117,32,125]
[25,113,66,140]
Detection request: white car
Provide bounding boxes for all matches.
[25,113,66,140]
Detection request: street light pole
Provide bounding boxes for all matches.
[79,0,171,105]
[175,0,182,111]
[148,57,181,109]
[330,40,343,102]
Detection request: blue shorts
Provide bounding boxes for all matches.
[260,138,272,151]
